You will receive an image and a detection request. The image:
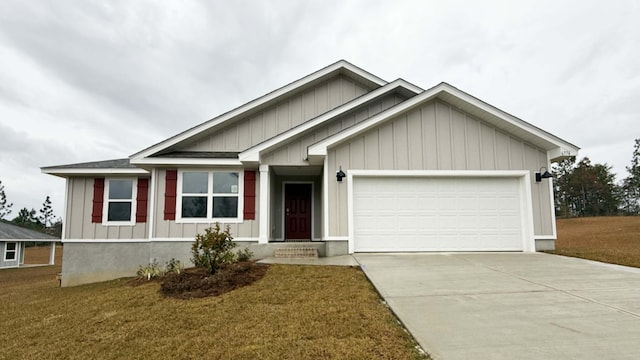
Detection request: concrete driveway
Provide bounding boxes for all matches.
[354,253,640,360]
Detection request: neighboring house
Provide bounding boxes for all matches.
[42,60,579,286]
[0,221,59,268]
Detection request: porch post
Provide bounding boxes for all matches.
[258,165,269,244]
[49,241,56,265]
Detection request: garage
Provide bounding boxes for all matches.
[350,173,534,252]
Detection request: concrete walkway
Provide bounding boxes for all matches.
[258,255,359,266]
[354,252,640,360]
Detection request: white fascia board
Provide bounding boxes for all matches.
[548,147,579,162]
[130,60,388,162]
[130,158,243,166]
[239,79,422,163]
[349,169,529,178]
[41,168,149,177]
[309,83,579,157]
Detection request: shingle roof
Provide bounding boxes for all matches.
[41,158,136,170]
[0,221,59,240]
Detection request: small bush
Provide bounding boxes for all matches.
[137,259,165,280]
[165,258,184,274]
[191,223,237,274]
[236,247,253,262]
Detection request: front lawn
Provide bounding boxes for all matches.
[0,263,427,359]
[550,216,640,268]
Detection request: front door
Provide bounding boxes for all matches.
[284,183,312,241]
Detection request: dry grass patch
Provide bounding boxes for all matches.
[0,264,427,359]
[550,216,640,268]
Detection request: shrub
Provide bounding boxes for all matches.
[137,259,165,280]
[191,223,237,274]
[236,247,253,262]
[165,258,184,274]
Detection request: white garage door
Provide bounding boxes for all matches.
[352,176,527,252]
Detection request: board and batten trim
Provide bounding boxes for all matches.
[346,170,536,254]
[62,237,260,243]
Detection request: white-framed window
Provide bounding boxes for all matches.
[177,170,243,222]
[103,178,137,225]
[4,242,17,261]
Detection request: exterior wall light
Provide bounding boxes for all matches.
[336,167,346,182]
[535,167,553,182]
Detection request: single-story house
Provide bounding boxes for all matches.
[0,221,59,268]
[43,60,579,286]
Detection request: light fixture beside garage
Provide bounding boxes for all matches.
[535,167,553,182]
[336,167,346,182]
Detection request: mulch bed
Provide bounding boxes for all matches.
[158,261,269,299]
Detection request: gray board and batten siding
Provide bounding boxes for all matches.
[326,99,554,239]
[173,74,373,153]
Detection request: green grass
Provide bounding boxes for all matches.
[0,264,428,359]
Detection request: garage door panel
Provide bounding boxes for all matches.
[353,176,525,252]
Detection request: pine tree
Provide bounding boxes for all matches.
[621,139,640,214]
[39,196,54,229]
[0,180,13,220]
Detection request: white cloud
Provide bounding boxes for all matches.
[0,0,639,218]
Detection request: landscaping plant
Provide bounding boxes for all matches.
[191,223,237,274]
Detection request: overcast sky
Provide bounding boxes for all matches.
[1,0,639,219]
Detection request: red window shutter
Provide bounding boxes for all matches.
[164,170,177,220]
[243,170,256,220]
[92,178,105,223]
[136,178,149,223]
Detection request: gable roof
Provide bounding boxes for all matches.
[307,82,580,163]
[238,78,423,164]
[130,60,388,164]
[0,221,58,240]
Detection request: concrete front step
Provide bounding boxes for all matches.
[274,247,319,258]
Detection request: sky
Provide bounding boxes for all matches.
[1,0,639,220]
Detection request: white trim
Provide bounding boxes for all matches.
[239,79,422,163]
[62,237,260,243]
[42,168,149,176]
[258,165,270,244]
[324,236,348,241]
[130,158,243,166]
[63,239,150,243]
[175,169,244,223]
[347,170,536,254]
[547,161,558,241]
[322,156,330,240]
[282,181,315,241]
[535,235,557,240]
[308,83,579,159]
[3,241,19,261]
[147,168,156,240]
[61,178,69,240]
[130,60,388,162]
[102,178,138,226]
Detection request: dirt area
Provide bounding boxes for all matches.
[553,216,640,268]
[22,244,62,265]
[129,261,270,299]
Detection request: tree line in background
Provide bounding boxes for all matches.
[0,180,62,238]
[553,138,640,217]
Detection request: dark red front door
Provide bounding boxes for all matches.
[285,183,312,240]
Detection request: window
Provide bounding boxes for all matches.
[178,171,242,221]
[4,242,17,261]
[103,178,137,225]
